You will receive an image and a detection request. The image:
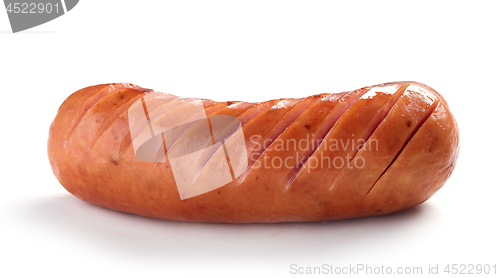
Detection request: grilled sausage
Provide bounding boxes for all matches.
[47,81,459,222]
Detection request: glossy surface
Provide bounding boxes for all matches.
[47,81,459,222]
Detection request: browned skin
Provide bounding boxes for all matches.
[47,81,459,223]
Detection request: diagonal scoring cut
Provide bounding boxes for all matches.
[158,101,230,157]
[349,84,409,162]
[324,84,441,210]
[236,96,321,182]
[187,100,282,181]
[283,88,369,191]
[164,101,268,158]
[65,84,146,150]
[285,84,408,191]
[325,84,411,192]
[89,93,145,150]
[364,100,440,198]
[117,99,226,159]
[152,101,255,166]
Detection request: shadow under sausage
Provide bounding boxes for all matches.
[18,193,443,265]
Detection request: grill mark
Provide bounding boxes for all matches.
[237,100,280,126]
[193,102,272,164]
[237,95,322,183]
[128,95,189,135]
[148,131,171,166]
[159,132,169,165]
[326,86,427,192]
[130,96,189,141]
[252,97,320,156]
[151,102,235,166]
[162,102,244,151]
[64,84,141,149]
[349,84,409,162]
[222,139,236,180]
[284,89,368,190]
[156,102,252,154]
[207,101,236,115]
[200,101,255,120]
[206,113,216,145]
[89,92,146,150]
[141,96,155,137]
[117,99,223,159]
[364,100,439,198]
[171,100,276,157]
[64,86,111,148]
[214,99,281,138]
[190,100,282,180]
[285,85,408,192]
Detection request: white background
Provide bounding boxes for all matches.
[1,1,498,277]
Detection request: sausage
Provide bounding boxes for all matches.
[47,81,459,222]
